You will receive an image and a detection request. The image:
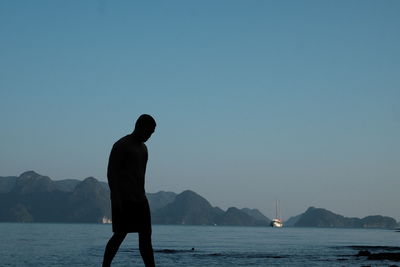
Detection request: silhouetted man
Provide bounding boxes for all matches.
[103,114,156,267]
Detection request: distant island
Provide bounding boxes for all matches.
[0,171,398,229]
[285,207,398,229]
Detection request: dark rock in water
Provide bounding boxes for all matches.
[155,248,195,254]
[357,250,371,256]
[349,245,400,251]
[351,246,400,262]
[156,249,178,254]
[368,253,400,261]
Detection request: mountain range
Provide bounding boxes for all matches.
[0,171,270,226]
[0,172,111,223]
[0,171,398,229]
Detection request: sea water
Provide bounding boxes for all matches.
[0,223,398,266]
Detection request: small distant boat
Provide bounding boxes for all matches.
[102,216,112,224]
[270,200,283,228]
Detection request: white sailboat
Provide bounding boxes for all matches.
[102,216,112,224]
[270,200,283,228]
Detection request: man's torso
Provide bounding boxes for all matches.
[109,134,148,203]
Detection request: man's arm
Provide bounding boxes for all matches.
[107,143,127,208]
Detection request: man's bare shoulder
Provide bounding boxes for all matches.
[113,135,131,147]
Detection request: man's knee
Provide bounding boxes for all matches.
[139,230,151,238]
[139,231,152,246]
[114,232,127,238]
[111,232,127,243]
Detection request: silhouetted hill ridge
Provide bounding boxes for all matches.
[0,171,89,193]
[14,171,55,194]
[216,207,269,226]
[0,172,271,226]
[67,177,111,222]
[287,207,398,229]
[2,172,396,228]
[54,179,80,192]
[241,208,270,222]
[152,190,219,225]
[152,190,271,226]
[146,191,177,211]
[0,176,17,193]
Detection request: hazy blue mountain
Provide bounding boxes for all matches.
[53,179,80,192]
[152,190,220,225]
[0,172,272,226]
[14,171,56,193]
[0,171,108,193]
[147,191,177,212]
[152,190,270,226]
[5,172,396,228]
[241,208,271,223]
[0,171,68,222]
[100,181,110,192]
[0,171,110,223]
[359,215,399,228]
[284,213,302,227]
[66,177,111,222]
[217,207,270,226]
[288,207,398,229]
[214,206,225,215]
[0,176,17,193]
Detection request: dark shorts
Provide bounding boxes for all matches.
[111,199,152,233]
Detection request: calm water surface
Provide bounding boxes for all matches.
[0,223,398,266]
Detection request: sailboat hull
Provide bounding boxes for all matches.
[271,219,283,227]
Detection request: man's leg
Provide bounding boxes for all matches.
[139,231,155,267]
[103,232,127,267]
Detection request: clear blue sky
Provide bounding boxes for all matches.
[1,1,399,220]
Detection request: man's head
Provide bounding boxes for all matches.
[133,114,156,142]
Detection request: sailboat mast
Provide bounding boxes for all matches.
[278,200,281,219]
[271,199,284,227]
